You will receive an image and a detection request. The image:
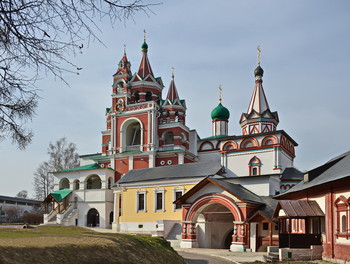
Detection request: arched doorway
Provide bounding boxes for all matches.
[87,208,100,227]
[182,193,245,251]
[194,203,235,248]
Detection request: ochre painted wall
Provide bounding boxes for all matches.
[120,183,196,222]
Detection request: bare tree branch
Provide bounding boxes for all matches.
[0,0,158,148]
[33,137,79,200]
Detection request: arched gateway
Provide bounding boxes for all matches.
[182,193,245,251]
[174,177,277,252]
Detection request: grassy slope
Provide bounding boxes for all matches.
[0,226,185,264]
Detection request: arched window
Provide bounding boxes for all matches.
[341,215,347,233]
[59,178,70,190]
[134,91,140,103]
[86,175,102,189]
[249,156,261,176]
[164,131,174,145]
[73,180,80,190]
[175,111,179,122]
[145,91,152,101]
[108,177,113,189]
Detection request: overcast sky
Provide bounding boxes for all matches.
[1,0,349,198]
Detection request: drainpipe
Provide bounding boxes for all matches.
[330,185,335,258]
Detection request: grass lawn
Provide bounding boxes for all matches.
[0,225,185,264]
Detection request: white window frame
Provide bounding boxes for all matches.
[136,189,146,213]
[154,189,165,212]
[173,187,184,211]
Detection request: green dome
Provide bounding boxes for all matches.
[141,42,148,50]
[211,103,230,120]
[254,65,264,76]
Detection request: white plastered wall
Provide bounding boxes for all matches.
[53,168,114,228]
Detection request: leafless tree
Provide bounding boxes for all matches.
[0,0,156,149]
[16,190,28,199]
[33,137,79,200]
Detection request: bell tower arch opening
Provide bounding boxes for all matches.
[120,118,144,152]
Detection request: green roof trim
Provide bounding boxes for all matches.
[200,135,228,141]
[120,150,142,154]
[105,108,110,115]
[51,189,72,202]
[57,163,102,173]
[157,148,185,153]
[80,153,103,159]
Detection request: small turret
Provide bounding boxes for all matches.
[211,86,229,136]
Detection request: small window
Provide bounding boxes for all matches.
[145,91,152,101]
[175,191,182,210]
[252,167,258,176]
[138,193,145,211]
[341,215,347,233]
[164,131,174,145]
[263,222,269,230]
[73,180,80,190]
[156,193,163,210]
[108,178,113,189]
[134,91,140,102]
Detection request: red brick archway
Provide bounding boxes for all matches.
[185,193,243,222]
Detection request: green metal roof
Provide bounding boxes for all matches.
[211,103,230,120]
[51,189,72,202]
[141,41,148,50]
[200,135,228,141]
[57,163,102,173]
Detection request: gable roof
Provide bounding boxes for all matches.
[115,160,223,185]
[273,200,324,218]
[44,189,72,203]
[246,196,279,222]
[278,151,350,196]
[175,177,264,205]
[280,167,304,181]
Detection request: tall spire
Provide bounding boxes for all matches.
[137,30,154,78]
[114,44,131,77]
[246,46,269,114]
[166,67,180,101]
[240,46,279,135]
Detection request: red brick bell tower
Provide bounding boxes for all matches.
[99,35,196,181]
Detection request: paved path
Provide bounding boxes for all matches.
[177,250,236,264]
[176,248,265,264]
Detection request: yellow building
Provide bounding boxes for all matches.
[112,160,223,243]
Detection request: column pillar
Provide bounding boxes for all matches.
[112,190,120,231]
[180,221,198,248]
[230,221,246,252]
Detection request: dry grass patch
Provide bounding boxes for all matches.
[0,226,185,264]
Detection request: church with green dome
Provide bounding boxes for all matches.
[45,38,300,253]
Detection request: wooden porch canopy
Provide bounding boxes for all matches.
[43,189,72,214]
[273,200,324,248]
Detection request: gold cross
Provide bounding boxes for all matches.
[124,44,126,55]
[257,45,261,66]
[172,67,174,78]
[144,29,146,42]
[219,85,222,103]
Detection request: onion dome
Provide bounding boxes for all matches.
[211,103,230,120]
[254,65,264,76]
[141,42,148,50]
